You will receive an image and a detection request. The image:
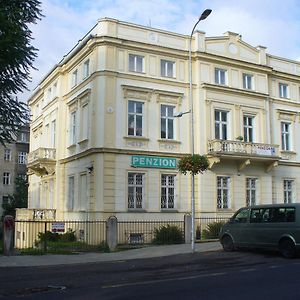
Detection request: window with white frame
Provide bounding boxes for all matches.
[18,152,27,164]
[283,179,294,204]
[80,104,89,140]
[161,59,175,77]
[243,115,254,142]
[3,172,11,185]
[19,132,28,143]
[161,105,174,139]
[128,100,143,136]
[70,111,77,144]
[72,69,78,87]
[243,73,253,90]
[246,178,257,206]
[79,173,87,211]
[128,172,144,209]
[18,174,27,181]
[161,174,175,209]
[83,59,90,79]
[215,110,228,140]
[129,54,144,73]
[217,176,230,209]
[215,68,227,85]
[279,83,289,98]
[68,176,75,210]
[281,122,291,151]
[4,149,11,161]
[51,120,56,148]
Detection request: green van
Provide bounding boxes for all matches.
[219,204,300,258]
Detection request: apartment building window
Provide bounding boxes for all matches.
[243,115,254,142]
[83,59,90,78]
[246,178,257,206]
[68,176,75,210]
[283,180,294,204]
[4,149,11,161]
[217,176,230,209]
[128,173,144,209]
[3,172,11,185]
[70,111,77,144]
[215,110,228,140]
[18,152,27,164]
[18,174,27,181]
[53,82,57,98]
[79,174,87,211]
[129,54,144,73]
[128,100,143,136]
[281,122,291,151]
[18,132,28,143]
[161,174,175,209]
[161,59,175,78]
[161,105,174,139]
[72,69,78,87]
[2,196,9,206]
[80,104,89,140]
[51,120,56,148]
[243,74,253,90]
[279,83,289,98]
[215,68,227,85]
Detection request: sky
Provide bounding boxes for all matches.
[20,0,300,102]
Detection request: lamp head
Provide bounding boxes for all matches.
[199,9,212,21]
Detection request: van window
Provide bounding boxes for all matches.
[232,208,249,223]
[250,207,295,223]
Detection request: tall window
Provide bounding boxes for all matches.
[51,120,56,148]
[4,149,11,161]
[128,101,143,136]
[161,59,175,77]
[281,122,291,151]
[215,68,227,85]
[161,174,175,209]
[279,83,289,98]
[18,152,27,164]
[246,178,257,206]
[217,176,230,209]
[128,173,144,209]
[70,111,77,144]
[243,115,254,142]
[68,176,75,210]
[215,110,228,140]
[243,74,253,90]
[72,69,78,87]
[129,54,144,73]
[80,104,89,140]
[283,180,294,204]
[79,174,87,210]
[161,105,174,139]
[3,172,11,185]
[83,59,90,78]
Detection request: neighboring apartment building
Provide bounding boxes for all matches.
[20,18,300,223]
[0,126,29,216]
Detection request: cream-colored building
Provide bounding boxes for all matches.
[20,18,300,222]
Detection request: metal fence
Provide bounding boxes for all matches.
[195,217,229,240]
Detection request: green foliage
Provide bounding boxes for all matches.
[37,229,76,244]
[202,221,226,239]
[152,225,184,245]
[97,241,110,253]
[177,154,209,175]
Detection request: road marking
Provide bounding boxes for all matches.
[269,265,280,269]
[101,272,227,289]
[240,268,256,272]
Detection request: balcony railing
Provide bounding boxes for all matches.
[16,208,56,221]
[208,139,279,157]
[28,147,56,164]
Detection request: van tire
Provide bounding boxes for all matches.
[279,238,296,258]
[221,235,234,252]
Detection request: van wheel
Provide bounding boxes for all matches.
[279,239,296,258]
[221,235,234,252]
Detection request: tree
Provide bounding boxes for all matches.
[0,0,43,145]
[2,177,28,218]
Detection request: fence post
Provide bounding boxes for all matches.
[106,216,118,251]
[184,214,192,244]
[3,215,15,256]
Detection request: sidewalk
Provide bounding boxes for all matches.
[0,242,222,267]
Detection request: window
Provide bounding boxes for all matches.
[83,59,90,78]
[246,178,257,206]
[161,174,175,209]
[70,111,77,144]
[129,54,144,73]
[68,176,75,210]
[72,69,78,87]
[215,110,228,140]
[161,105,174,139]
[2,196,9,206]
[232,208,249,223]
[18,174,27,181]
[128,173,144,209]
[215,68,227,85]
[243,74,253,90]
[279,83,289,98]
[243,115,254,142]
[51,120,56,148]
[281,122,291,151]
[128,101,143,136]
[217,176,230,209]
[80,104,89,140]
[53,82,57,98]
[79,174,87,211]
[161,59,175,77]
[284,180,294,204]
[18,132,28,143]
[3,172,11,185]
[18,152,27,164]
[250,207,295,223]
[4,149,11,161]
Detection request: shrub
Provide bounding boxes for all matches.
[37,229,76,244]
[60,229,76,242]
[97,241,110,253]
[152,224,184,245]
[201,221,226,239]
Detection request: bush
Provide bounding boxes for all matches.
[201,221,226,239]
[97,241,110,253]
[152,224,184,245]
[37,229,76,244]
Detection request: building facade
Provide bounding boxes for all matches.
[20,18,300,222]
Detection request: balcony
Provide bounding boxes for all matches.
[16,208,56,221]
[207,139,280,172]
[27,147,56,176]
